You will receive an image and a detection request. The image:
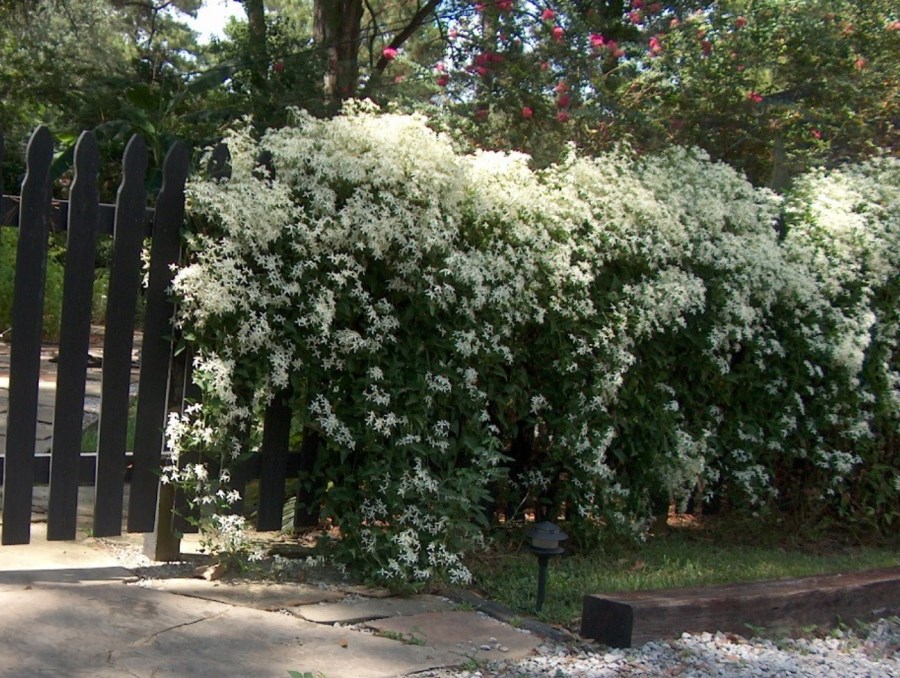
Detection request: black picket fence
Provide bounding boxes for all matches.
[0,127,305,548]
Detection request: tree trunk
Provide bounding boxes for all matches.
[314,0,364,109]
[241,0,269,92]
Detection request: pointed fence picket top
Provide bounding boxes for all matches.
[47,131,101,540]
[93,134,149,537]
[1,126,54,545]
[128,141,190,533]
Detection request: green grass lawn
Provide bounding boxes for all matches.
[467,515,900,629]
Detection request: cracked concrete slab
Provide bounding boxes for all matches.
[295,593,456,624]
[0,581,467,677]
[113,600,465,678]
[144,578,345,610]
[367,610,542,662]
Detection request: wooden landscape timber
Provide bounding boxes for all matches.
[581,567,900,648]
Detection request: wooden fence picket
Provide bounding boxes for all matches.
[93,135,149,537]
[257,388,293,531]
[1,126,54,545]
[47,131,101,540]
[128,141,190,533]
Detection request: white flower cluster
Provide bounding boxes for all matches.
[169,104,899,581]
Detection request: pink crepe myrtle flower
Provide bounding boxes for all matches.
[649,36,663,55]
[648,2,662,13]
[555,80,569,93]
[632,0,644,8]
[735,16,748,29]
[889,20,900,31]
[701,39,712,56]
[521,106,534,119]
[498,0,514,11]
[551,25,565,42]
[541,8,555,21]
[590,33,605,49]
[811,128,822,140]
[670,18,681,28]
[273,61,284,73]
[383,47,399,60]
[629,10,642,24]
[435,62,446,72]
[475,3,485,11]
[436,74,450,87]
[476,66,489,77]
[747,91,763,103]
[854,57,867,70]
[556,110,570,122]
[540,61,550,71]
[556,93,571,108]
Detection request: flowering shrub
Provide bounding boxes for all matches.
[167,104,899,583]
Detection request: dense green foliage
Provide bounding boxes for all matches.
[167,106,898,582]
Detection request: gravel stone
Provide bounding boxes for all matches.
[417,616,900,677]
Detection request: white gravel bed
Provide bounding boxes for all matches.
[419,617,900,677]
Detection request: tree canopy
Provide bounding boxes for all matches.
[2,0,897,187]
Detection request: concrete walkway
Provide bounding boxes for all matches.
[0,528,543,677]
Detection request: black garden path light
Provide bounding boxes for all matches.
[527,521,567,612]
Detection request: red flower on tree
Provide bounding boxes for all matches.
[522,106,534,119]
[747,91,763,103]
[383,47,399,60]
[551,25,565,42]
[541,8,555,21]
